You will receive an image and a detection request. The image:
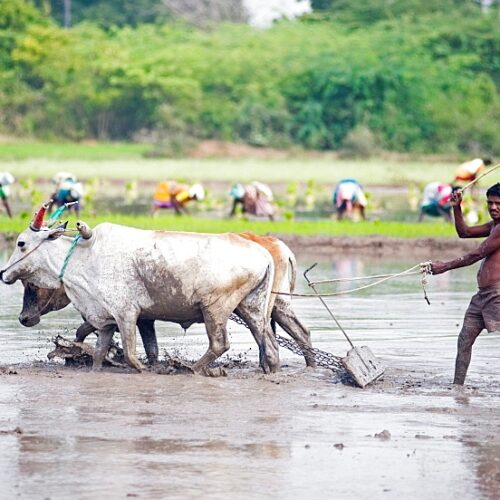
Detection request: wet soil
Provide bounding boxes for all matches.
[0,254,498,499]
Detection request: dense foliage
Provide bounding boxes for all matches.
[0,0,498,155]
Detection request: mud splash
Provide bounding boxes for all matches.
[0,252,498,499]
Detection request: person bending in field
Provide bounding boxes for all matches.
[333,178,367,221]
[430,183,500,385]
[454,158,492,199]
[152,181,205,215]
[0,171,15,218]
[418,182,458,223]
[229,181,275,221]
[49,172,84,216]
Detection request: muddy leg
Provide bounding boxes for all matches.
[272,299,316,368]
[93,326,115,370]
[237,307,280,374]
[115,314,145,372]
[75,321,97,342]
[137,319,158,364]
[453,320,483,385]
[192,310,229,377]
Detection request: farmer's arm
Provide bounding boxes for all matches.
[451,190,492,238]
[431,225,500,274]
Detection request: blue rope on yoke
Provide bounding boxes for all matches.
[59,234,82,282]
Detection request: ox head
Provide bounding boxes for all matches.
[0,203,68,287]
[19,281,71,327]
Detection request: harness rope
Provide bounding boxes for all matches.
[272,262,432,304]
[58,233,81,282]
[0,239,48,277]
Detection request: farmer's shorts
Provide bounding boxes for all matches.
[0,186,5,200]
[461,282,500,337]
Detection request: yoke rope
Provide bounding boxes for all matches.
[58,234,81,282]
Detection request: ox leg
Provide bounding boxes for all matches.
[192,310,229,377]
[137,319,158,365]
[236,307,280,374]
[75,320,97,342]
[115,314,146,372]
[272,299,316,368]
[92,326,115,370]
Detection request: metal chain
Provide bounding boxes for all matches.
[229,313,346,373]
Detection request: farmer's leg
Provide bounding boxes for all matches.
[2,198,12,218]
[454,294,484,385]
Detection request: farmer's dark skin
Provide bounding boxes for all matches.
[431,186,500,384]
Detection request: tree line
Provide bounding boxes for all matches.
[1,0,498,155]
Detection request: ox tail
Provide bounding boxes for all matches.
[288,253,297,295]
[264,263,276,321]
[271,318,277,334]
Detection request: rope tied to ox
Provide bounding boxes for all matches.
[58,233,81,282]
[272,261,433,305]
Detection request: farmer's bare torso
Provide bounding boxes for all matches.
[478,224,500,288]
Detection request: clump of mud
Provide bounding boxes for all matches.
[47,336,253,376]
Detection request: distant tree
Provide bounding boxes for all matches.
[37,0,171,28]
[310,0,333,10]
[161,0,247,26]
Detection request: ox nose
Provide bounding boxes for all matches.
[0,269,5,283]
[19,314,39,327]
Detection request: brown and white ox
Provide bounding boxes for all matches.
[17,232,316,367]
[1,205,280,375]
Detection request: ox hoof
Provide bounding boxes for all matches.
[196,366,227,377]
[127,359,146,372]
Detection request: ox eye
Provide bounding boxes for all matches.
[17,241,26,250]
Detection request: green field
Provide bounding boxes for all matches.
[1,144,492,236]
[0,212,457,239]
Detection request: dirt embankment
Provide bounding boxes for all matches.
[0,232,477,260]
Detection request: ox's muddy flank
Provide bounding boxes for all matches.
[0,252,499,499]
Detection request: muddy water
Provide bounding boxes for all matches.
[0,250,499,499]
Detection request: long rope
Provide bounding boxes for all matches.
[273,262,431,299]
[460,163,500,192]
[309,270,421,285]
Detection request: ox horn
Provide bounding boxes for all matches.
[30,200,52,231]
[76,221,93,239]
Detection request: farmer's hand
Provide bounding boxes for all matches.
[450,190,463,207]
[430,261,448,275]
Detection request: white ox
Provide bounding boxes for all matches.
[0,205,280,375]
[18,232,317,368]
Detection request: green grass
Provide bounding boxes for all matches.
[0,213,458,239]
[0,142,149,160]
[4,157,462,187]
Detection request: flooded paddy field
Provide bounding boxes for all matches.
[0,249,498,499]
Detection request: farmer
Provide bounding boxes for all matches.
[418,182,456,222]
[50,172,84,216]
[152,180,205,215]
[454,158,492,184]
[0,171,15,218]
[430,183,500,385]
[333,178,367,221]
[229,181,275,221]
[454,158,492,199]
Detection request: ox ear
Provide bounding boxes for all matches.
[47,221,68,240]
